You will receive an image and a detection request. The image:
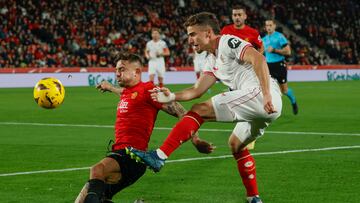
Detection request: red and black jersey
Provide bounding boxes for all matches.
[113,81,163,151]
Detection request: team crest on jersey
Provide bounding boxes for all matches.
[228,38,241,49]
[131,92,138,99]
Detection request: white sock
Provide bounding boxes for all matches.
[156,149,168,159]
[247,195,259,201]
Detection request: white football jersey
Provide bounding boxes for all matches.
[204,35,261,90]
[146,40,168,63]
[194,51,208,72]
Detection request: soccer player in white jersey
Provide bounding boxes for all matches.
[193,50,208,79]
[145,28,170,87]
[129,12,282,203]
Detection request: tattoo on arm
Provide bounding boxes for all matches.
[163,102,187,118]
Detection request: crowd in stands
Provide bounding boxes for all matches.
[262,0,360,64]
[0,0,358,69]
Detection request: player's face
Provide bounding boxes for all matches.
[187,25,211,53]
[151,30,160,41]
[265,20,276,33]
[232,9,247,27]
[115,60,138,87]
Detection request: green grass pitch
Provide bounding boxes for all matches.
[0,81,359,203]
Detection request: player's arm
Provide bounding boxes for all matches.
[96,81,123,96]
[160,101,215,154]
[151,74,217,103]
[161,47,170,57]
[258,44,265,54]
[161,101,187,118]
[144,47,150,60]
[242,47,276,114]
[272,44,291,56]
[175,73,216,101]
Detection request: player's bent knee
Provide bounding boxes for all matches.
[190,102,214,118]
[106,172,122,184]
[228,134,245,153]
[90,163,105,179]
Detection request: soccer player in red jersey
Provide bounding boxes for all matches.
[75,53,214,203]
[221,5,264,53]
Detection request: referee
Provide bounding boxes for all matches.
[263,19,298,115]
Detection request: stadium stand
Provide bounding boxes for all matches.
[0,0,358,68]
[261,0,360,64]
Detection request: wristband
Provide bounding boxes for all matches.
[157,92,176,103]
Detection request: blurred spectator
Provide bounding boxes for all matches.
[0,0,358,68]
[262,0,359,64]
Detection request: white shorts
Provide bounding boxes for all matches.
[211,84,282,144]
[148,60,165,77]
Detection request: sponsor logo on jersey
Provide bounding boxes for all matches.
[228,38,241,48]
[118,99,129,113]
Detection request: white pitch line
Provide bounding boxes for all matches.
[167,145,360,163]
[0,145,359,177]
[0,121,360,136]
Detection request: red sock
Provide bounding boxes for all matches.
[233,149,259,197]
[160,111,204,156]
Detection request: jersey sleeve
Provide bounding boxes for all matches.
[202,54,217,77]
[146,41,150,50]
[220,35,253,61]
[161,40,168,49]
[279,33,288,48]
[253,31,263,49]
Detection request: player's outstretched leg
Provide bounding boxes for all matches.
[128,111,204,172]
[126,147,165,172]
[84,179,105,203]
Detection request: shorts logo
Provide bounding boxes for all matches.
[228,38,241,49]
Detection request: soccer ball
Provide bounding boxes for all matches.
[33,77,65,109]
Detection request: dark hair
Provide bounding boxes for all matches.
[151,27,161,33]
[114,53,143,66]
[183,12,221,35]
[232,5,246,13]
[265,19,276,24]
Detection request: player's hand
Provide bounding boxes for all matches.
[263,93,277,114]
[96,81,112,93]
[191,134,216,154]
[156,51,163,57]
[267,46,274,53]
[149,87,175,103]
